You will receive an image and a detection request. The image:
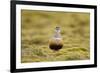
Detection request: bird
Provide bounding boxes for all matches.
[49,27,63,51]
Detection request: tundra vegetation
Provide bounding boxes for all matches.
[21,10,90,63]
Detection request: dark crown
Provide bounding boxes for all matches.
[56,27,60,30]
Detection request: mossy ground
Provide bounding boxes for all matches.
[21,10,90,63]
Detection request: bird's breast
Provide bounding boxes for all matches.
[49,38,63,51]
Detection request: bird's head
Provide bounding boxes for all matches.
[55,26,60,33]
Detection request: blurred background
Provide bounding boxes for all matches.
[21,10,90,63]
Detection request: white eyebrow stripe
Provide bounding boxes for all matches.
[52,37,62,40]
